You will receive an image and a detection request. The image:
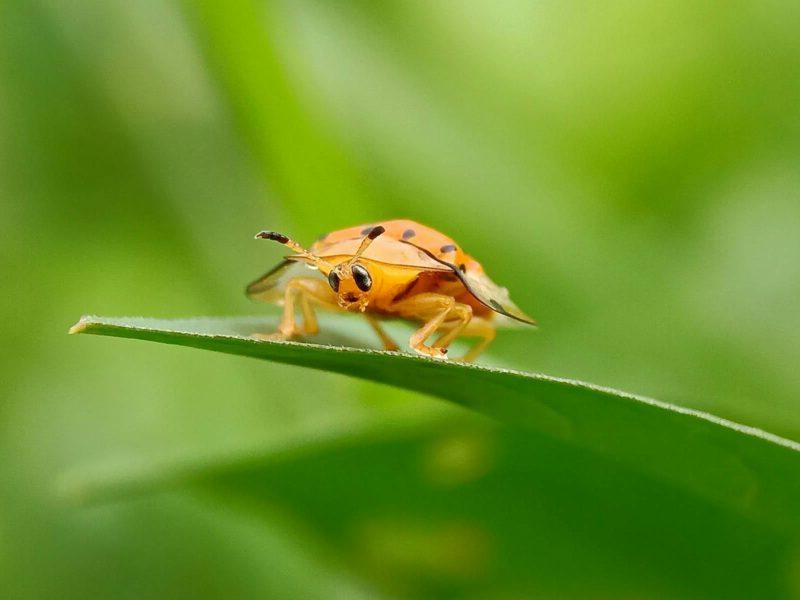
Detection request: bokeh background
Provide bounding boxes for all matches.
[2,1,800,598]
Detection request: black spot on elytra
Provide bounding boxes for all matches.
[361,226,376,235]
[459,263,467,273]
[440,244,457,253]
[402,229,416,239]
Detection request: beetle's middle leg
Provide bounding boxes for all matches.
[253,278,335,340]
[390,293,472,359]
[365,315,399,351]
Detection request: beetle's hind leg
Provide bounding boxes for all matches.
[430,309,499,362]
[252,278,335,341]
[446,317,496,362]
[390,293,473,359]
[432,309,473,351]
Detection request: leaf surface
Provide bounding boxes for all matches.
[70,314,800,535]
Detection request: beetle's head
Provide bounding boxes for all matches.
[255,225,386,313]
[326,226,386,311]
[326,261,376,312]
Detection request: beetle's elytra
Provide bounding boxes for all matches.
[247,219,536,361]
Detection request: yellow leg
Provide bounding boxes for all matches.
[389,293,473,359]
[457,317,497,362]
[433,304,473,349]
[252,278,335,341]
[432,312,495,362]
[297,290,318,335]
[365,315,399,351]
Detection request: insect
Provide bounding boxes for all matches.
[246,219,536,361]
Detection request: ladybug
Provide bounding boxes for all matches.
[247,219,536,361]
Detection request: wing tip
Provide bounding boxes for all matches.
[505,312,538,327]
[245,258,297,300]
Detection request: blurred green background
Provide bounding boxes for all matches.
[2,1,800,598]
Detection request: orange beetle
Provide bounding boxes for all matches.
[246,219,536,361]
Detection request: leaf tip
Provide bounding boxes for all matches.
[68,315,93,335]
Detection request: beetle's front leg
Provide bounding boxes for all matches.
[253,278,336,341]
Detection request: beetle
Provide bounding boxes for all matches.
[246,219,536,361]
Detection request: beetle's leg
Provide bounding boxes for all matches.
[408,295,454,358]
[455,317,497,362]
[296,289,318,336]
[253,278,335,340]
[430,315,496,361]
[432,304,473,350]
[288,278,338,336]
[390,293,471,359]
[365,315,399,351]
[295,278,343,336]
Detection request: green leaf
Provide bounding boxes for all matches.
[201,422,793,599]
[70,314,800,535]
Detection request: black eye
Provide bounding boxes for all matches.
[351,264,372,292]
[327,270,340,292]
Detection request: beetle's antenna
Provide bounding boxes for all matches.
[347,225,385,266]
[255,231,332,269]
